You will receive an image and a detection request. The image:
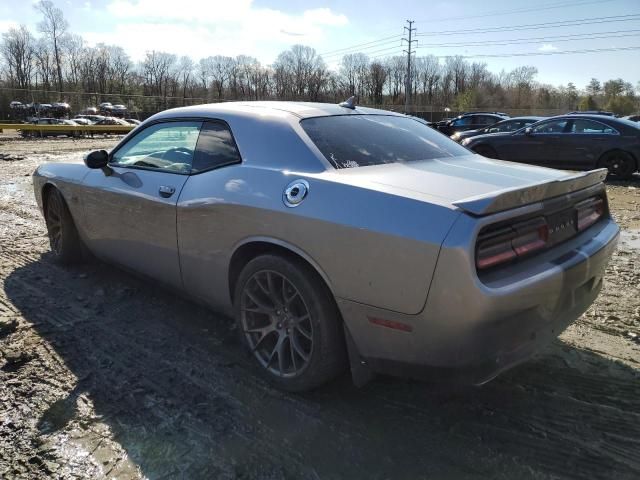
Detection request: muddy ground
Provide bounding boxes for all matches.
[0,133,638,480]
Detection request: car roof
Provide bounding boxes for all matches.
[499,116,544,121]
[150,101,405,121]
[546,113,630,123]
[460,111,509,117]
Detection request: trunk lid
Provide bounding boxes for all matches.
[332,154,607,215]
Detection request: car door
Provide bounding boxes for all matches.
[81,120,203,289]
[519,118,571,167]
[176,120,244,307]
[563,118,618,170]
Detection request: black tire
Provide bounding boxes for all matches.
[44,188,84,265]
[472,144,499,159]
[234,254,347,392]
[598,151,636,180]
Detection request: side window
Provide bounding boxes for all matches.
[111,121,202,174]
[571,119,617,134]
[473,115,493,126]
[532,119,568,134]
[192,121,242,173]
[489,120,513,132]
[452,117,473,126]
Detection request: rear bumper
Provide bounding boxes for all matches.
[338,218,619,384]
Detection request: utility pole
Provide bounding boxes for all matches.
[402,20,417,114]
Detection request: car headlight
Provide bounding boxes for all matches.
[461,138,472,146]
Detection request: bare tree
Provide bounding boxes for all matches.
[413,55,440,105]
[62,33,83,89]
[110,46,132,94]
[1,25,34,89]
[273,45,328,100]
[339,53,369,96]
[33,38,56,90]
[367,61,387,105]
[35,0,68,93]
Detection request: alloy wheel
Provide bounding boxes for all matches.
[603,154,629,177]
[240,270,314,377]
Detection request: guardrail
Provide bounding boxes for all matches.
[0,123,134,134]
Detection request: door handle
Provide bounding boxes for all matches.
[158,185,176,198]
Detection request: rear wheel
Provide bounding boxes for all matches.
[44,188,84,265]
[472,144,499,159]
[234,254,346,391]
[598,151,636,180]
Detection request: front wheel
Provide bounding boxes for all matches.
[234,254,346,391]
[599,151,636,180]
[44,188,84,265]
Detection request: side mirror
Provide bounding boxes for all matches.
[84,150,108,169]
[524,127,533,136]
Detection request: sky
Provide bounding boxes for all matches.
[0,0,639,89]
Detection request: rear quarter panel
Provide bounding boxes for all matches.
[177,165,460,315]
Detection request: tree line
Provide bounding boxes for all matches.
[1,1,639,117]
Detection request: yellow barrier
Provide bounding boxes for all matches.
[0,123,134,133]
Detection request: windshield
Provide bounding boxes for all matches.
[300,115,470,169]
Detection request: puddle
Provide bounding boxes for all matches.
[619,229,640,249]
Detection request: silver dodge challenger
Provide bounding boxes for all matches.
[33,101,619,391]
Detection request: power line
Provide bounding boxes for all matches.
[433,45,640,59]
[318,34,401,56]
[413,0,616,24]
[415,13,640,36]
[321,38,403,60]
[415,29,640,48]
[367,0,619,38]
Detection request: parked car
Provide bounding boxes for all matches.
[567,110,616,117]
[95,117,130,126]
[451,116,544,143]
[124,118,141,125]
[74,114,106,124]
[436,112,509,136]
[20,118,79,138]
[71,117,92,126]
[462,114,640,179]
[32,101,619,391]
[622,114,640,123]
[112,104,127,114]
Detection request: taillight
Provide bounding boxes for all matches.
[476,217,548,270]
[576,197,605,231]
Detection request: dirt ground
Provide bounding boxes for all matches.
[0,133,638,480]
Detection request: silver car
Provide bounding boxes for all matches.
[33,101,619,391]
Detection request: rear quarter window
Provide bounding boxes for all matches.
[301,115,470,169]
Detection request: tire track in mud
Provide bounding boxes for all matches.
[3,246,640,479]
[1,170,639,478]
[1,248,330,478]
[1,246,530,479]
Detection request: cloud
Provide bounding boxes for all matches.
[280,30,306,37]
[539,44,558,52]
[0,20,20,33]
[79,0,348,63]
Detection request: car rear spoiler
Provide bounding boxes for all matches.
[452,168,608,216]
